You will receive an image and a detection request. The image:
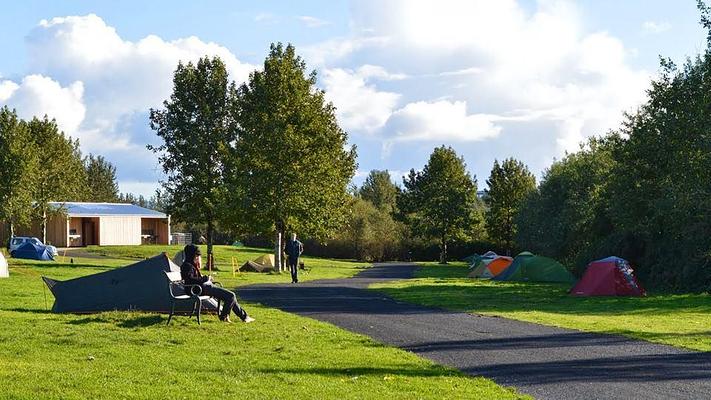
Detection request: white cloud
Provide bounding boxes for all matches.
[302,36,391,67]
[322,67,401,133]
[297,15,330,28]
[3,13,257,189]
[318,0,651,155]
[643,21,671,34]
[0,74,85,135]
[385,100,502,142]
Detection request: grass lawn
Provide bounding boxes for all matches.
[373,262,711,352]
[0,252,527,399]
[78,245,370,286]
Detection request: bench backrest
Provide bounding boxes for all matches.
[165,271,182,283]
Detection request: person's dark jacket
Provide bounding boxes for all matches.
[180,261,209,287]
[284,239,304,260]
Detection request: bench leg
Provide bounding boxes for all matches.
[167,300,175,326]
[196,299,202,325]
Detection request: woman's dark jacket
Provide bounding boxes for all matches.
[180,261,209,292]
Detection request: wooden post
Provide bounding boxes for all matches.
[62,249,67,263]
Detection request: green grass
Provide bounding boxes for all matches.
[373,262,711,352]
[0,253,527,399]
[78,245,370,286]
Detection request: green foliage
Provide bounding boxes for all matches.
[400,146,481,263]
[229,43,356,240]
[337,197,403,261]
[149,57,236,262]
[516,138,617,273]
[0,107,37,235]
[485,158,536,254]
[603,50,711,291]
[359,170,400,215]
[84,154,119,202]
[27,116,86,243]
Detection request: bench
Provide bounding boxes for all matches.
[164,271,222,325]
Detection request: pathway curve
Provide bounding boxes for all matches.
[237,263,711,400]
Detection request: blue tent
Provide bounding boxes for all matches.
[12,241,54,261]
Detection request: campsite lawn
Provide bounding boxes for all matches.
[373,262,711,352]
[78,244,369,286]
[0,253,527,399]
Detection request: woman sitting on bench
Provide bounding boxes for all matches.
[180,244,255,323]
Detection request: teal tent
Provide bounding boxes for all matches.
[494,252,575,283]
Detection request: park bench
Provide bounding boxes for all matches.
[164,271,222,325]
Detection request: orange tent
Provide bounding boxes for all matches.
[467,256,513,278]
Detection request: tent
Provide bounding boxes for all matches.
[468,256,513,278]
[493,252,534,281]
[462,254,479,264]
[42,253,219,313]
[254,254,276,268]
[0,251,8,278]
[12,241,54,261]
[494,252,575,283]
[239,260,275,273]
[239,254,276,273]
[570,256,645,296]
[468,251,497,270]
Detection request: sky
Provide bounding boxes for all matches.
[0,0,706,197]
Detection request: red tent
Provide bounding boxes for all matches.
[570,256,646,296]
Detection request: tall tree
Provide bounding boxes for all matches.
[515,137,617,271]
[230,43,356,271]
[485,158,536,254]
[0,107,37,240]
[84,154,119,202]
[27,116,86,244]
[400,146,480,263]
[149,57,235,269]
[359,170,399,214]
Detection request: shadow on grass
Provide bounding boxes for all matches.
[67,314,165,328]
[5,307,53,314]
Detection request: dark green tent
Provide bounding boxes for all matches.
[494,253,575,283]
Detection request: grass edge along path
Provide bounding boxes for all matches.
[372,262,711,352]
[0,252,529,399]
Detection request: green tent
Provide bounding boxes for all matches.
[494,253,575,283]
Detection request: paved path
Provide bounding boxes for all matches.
[237,263,711,400]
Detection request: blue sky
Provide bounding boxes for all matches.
[0,1,706,196]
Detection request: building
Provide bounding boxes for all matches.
[5,202,170,247]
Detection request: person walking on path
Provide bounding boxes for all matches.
[180,244,255,323]
[284,233,304,283]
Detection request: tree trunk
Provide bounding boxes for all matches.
[206,219,214,272]
[41,208,47,244]
[439,234,448,264]
[274,229,282,273]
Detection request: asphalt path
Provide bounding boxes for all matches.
[237,263,711,400]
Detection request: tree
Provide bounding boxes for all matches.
[84,154,119,202]
[0,107,37,240]
[400,146,480,263]
[149,57,235,269]
[515,138,617,272]
[229,43,356,271]
[359,170,399,214]
[485,158,536,255]
[27,116,86,244]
